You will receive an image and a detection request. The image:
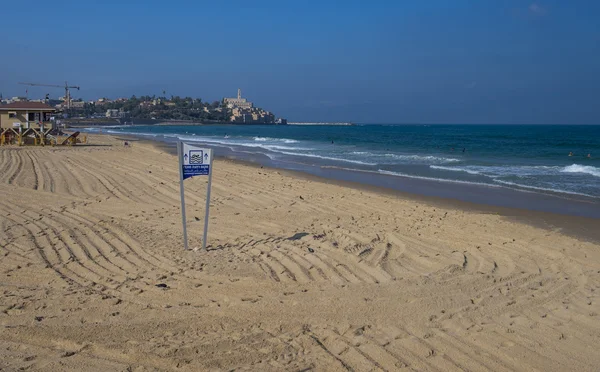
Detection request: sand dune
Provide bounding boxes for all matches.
[1,135,599,371]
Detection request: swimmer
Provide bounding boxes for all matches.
[588,153,592,159]
[569,152,573,157]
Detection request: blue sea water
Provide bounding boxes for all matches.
[89,124,600,200]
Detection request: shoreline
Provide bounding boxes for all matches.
[97,128,600,219]
[82,125,600,208]
[124,135,600,243]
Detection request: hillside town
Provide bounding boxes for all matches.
[0,89,286,125]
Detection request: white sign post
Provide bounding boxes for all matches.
[178,141,213,251]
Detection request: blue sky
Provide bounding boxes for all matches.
[2,0,599,124]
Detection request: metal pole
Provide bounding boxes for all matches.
[202,150,213,251]
[177,142,189,250]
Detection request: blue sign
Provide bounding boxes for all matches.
[183,164,210,179]
[178,141,215,251]
[181,144,212,180]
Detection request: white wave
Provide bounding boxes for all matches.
[175,135,312,150]
[493,179,596,198]
[431,164,600,179]
[430,165,481,175]
[176,135,372,165]
[431,164,561,177]
[561,164,600,178]
[102,129,141,136]
[264,145,315,151]
[272,151,376,166]
[383,154,460,163]
[254,136,298,143]
[349,152,460,164]
[377,170,501,187]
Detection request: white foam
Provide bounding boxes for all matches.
[383,154,460,163]
[273,151,377,166]
[350,152,460,164]
[430,165,481,175]
[561,164,600,178]
[377,170,501,187]
[253,136,298,143]
[175,135,312,151]
[264,145,315,151]
[431,164,560,177]
[493,179,596,198]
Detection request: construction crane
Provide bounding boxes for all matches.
[18,81,80,110]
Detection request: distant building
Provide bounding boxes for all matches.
[223,89,253,109]
[70,101,85,109]
[106,109,120,118]
[229,107,275,124]
[223,88,285,124]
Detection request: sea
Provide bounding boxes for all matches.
[84,124,600,217]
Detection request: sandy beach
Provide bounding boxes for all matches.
[1,134,599,371]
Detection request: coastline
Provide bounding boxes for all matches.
[67,120,287,127]
[96,125,600,220]
[133,135,600,243]
[2,134,599,371]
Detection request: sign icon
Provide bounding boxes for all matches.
[189,150,204,164]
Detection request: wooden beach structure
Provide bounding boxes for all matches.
[0,102,56,146]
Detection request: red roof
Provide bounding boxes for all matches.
[0,102,56,111]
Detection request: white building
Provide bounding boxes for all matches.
[106,109,120,118]
[223,89,253,109]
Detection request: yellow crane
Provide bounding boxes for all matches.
[18,81,81,110]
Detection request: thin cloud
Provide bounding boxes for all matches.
[529,3,546,15]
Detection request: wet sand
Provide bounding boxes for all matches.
[1,134,599,371]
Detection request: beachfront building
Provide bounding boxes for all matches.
[0,102,56,145]
[223,89,253,109]
[229,107,275,124]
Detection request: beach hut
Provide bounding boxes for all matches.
[0,102,56,145]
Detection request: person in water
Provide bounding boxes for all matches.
[588,153,592,158]
[569,152,574,157]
